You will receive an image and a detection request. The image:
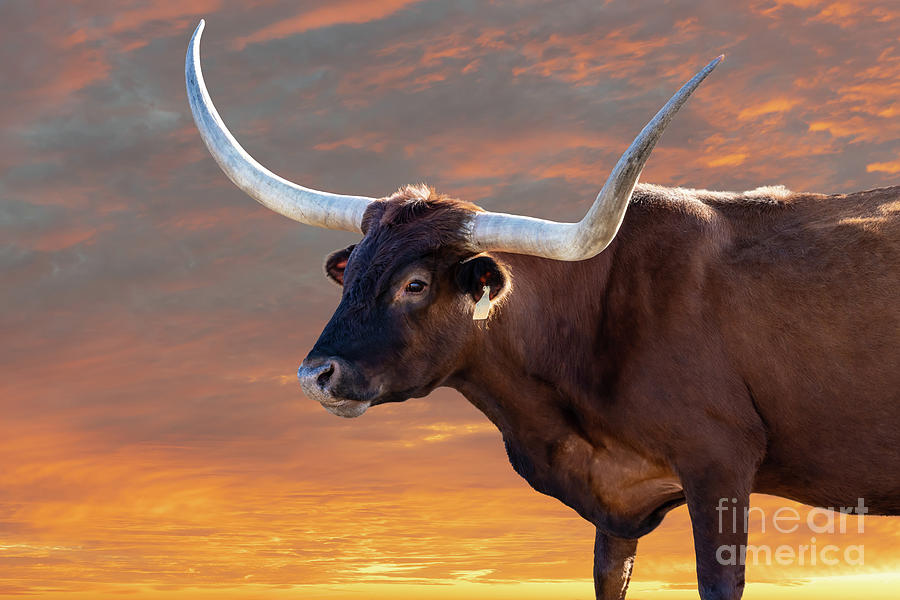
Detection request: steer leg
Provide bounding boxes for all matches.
[594,529,638,600]
[682,476,752,600]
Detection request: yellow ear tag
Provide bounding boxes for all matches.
[473,285,492,321]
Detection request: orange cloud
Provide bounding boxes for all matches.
[26,225,105,251]
[738,97,800,120]
[24,45,110,102]
[235,0,425,48]
[106,0,222,34]
[706,152,749,167]
[866,158,900,173]
[809,118,869,140]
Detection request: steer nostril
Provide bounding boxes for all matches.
[316,363,335,388]
[298,358,342,396]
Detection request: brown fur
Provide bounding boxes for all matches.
[303,183,900,600]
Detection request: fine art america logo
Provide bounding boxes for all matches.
[716,498,868,566]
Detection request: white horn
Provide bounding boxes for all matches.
[469,55,724,260]
[186,20,374,232]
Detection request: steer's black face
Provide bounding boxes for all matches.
[297,187,508,417]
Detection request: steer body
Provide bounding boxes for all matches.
[304,183,900,600]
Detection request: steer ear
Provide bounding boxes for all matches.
[456,255,508,302]
[324,244,355,286]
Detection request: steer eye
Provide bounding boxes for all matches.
[405,280,427,294]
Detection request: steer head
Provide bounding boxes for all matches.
[184,20,722,417]
[299,186,508,417]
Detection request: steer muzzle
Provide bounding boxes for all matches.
[297,356,373,418]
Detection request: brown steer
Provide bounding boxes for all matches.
[186,21,900,600]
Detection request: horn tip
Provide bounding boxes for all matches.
[194,19,206,37]
[702,54,725,74]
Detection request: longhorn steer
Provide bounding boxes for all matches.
[186,21,900,600]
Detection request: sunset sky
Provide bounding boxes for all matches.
[2,0,900,598]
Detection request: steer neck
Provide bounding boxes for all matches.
[447,244,618,439]
[444,245,628,527]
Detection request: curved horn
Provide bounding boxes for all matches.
[469,56,724,260]
[185,20,374,232]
